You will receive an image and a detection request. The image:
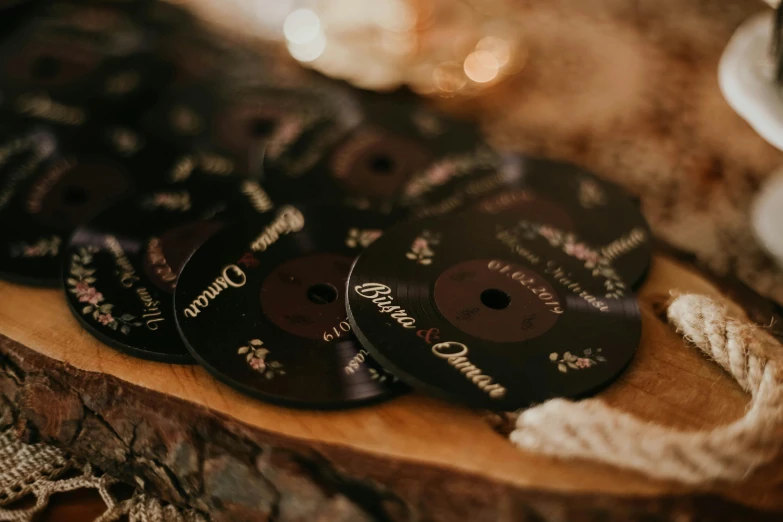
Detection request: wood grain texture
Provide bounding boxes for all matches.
[2,0,783,519]
[1,256,783,521]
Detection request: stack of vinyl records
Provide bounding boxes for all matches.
[0,0,651,410]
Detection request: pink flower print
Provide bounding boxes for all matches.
[250,358,266,371]
[576,358,592,369]
[412,237,428,252]
[364,230,382,244]
[73,281,90,297]
[427,163,456,186]
[538,226,556,240]
[266,119,300,157]
[79,287,104,305]
[98,314,114,326]
[565,242,599,263]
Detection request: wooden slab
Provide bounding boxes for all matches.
[1,255,783,521]
[2,0,783,520]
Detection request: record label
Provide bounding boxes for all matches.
[63,177,274,362]
[174,205,406,408]
[346,213,641,410]
[433,259,561,343]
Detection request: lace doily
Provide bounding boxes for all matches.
[0,429,207,522]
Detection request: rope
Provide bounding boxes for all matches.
[510,294,783,484]
[3,292,781,518]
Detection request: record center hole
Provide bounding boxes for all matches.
[63,185,89,205]
[369,154,395,175]
[32,56,62,80]
[307,283,338,305]
[480,288,511,310]
[249,118,275,137]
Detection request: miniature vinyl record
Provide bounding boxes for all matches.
[144,79,360,176]
[0,124,190,286]
[346,212,641,411]
[0,127,142,286]
[261,90,489,215]
[174,204,407,408]
[63,176,275,363]
[0,10,168,124]
[473,157,653,288]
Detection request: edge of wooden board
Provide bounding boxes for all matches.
[0,255,782,520]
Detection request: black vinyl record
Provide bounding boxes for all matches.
[261,91,490,215]
[63,177,274,363]
[346,212,641,411]
[0,6,168,125]
[0,124,188,286]
[174,205,407,408]
[143,79,360,177]
[474,157,653,287]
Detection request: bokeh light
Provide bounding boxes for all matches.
[283,8,321,45]
[463,50,499,83]
[433,62,467,92]
[476,36,510,67]
[287,32,327,62]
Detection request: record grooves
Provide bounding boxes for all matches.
[346,213,642,411]
[0,1,651,412]
[174,205,407,408]
[62,174,273,362]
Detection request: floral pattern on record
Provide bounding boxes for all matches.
[345,228,383,249]
[406,230,440,265]
[402,149,498,200]
[516,221,627,299]
[550,348,607,373]
[238,339,286,380]
[264,116,307,160]
[67,247,142,335]
[10,236,61,258]
[142,191,192,212]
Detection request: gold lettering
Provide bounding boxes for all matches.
[16,93,85,125]
[182,265,247,319]
[432,342,507,399]
[354,283,416,329]
[545,261,608,313]
[241,181,273,213]
[223,265,247,287]
[600,228,648,261]
[136,287,165,331]
[250,206,305,252]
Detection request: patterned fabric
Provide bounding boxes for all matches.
[0,429,207,522]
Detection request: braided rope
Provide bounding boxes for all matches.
[510,294,783,484]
